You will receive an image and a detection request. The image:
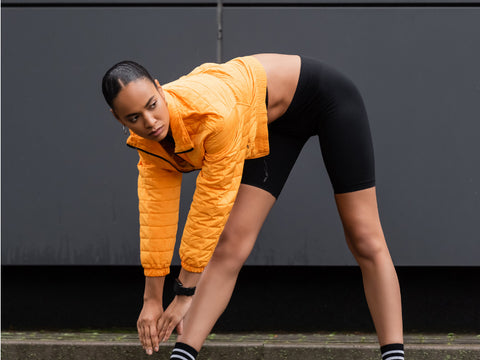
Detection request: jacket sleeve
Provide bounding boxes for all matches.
[179,107,249,273]
[137,150,182,277]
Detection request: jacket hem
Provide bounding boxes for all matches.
[181,262,206,274]
[144,267,171,277]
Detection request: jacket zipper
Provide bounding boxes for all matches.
[127,144,197,174]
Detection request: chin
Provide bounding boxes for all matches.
[151,131,167,142]
[160,127,170,140]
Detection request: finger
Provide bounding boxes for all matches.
[163,320,176,342]
[144,325,153,355]
[157,315,167,343]
[160,322,170,342]
[176,319,184,335]
[137,322,146,349]
[149,324,160,353]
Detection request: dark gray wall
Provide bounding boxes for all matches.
[1,6,216,264]
[2,1,479,266]
[223,6,480,266]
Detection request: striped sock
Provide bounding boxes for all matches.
[381,343,404,360]
[170,342,198,360]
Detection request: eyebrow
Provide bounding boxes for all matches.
[125,95,155,118]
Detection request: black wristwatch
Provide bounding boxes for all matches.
[173,278,196,296]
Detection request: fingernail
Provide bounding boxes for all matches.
[155,347,159,352]
[147,349,152,355]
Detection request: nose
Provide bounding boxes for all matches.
[143,112,156,129]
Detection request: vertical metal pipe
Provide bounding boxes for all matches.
[217,0,223,63]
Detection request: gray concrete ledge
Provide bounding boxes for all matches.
[2,332,480,359]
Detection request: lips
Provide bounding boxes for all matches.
[150,126,163,137]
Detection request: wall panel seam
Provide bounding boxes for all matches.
[3,2,480,7]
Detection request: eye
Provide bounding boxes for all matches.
[128,115,139,123]
[149,101,157,109]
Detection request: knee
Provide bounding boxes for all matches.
[211,227,256,272]
[345,226,388,264]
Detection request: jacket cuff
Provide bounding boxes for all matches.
[144,267,170,277]
[181,261,205,274]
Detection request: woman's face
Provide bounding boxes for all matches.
[111,78,170,141]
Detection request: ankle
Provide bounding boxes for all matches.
[170,342,198,360]
[380,343,404,360]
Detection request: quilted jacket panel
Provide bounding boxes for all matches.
[127,56,268,277]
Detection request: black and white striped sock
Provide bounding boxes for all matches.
[381,343,404,360]
[170,342,198,360]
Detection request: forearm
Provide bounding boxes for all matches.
[144,270,200,300]
[144,276,166,303]
[178,268,202,288]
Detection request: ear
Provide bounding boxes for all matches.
[154,79,165,98]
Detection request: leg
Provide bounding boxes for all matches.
[308,58,403,347]
[335,187,403,346]
[173,78,307,353]
[177,184,276,351]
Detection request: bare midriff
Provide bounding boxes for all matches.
[252,53,301,124]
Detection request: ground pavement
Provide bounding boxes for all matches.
[2,331,480,359]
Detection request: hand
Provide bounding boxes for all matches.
[157,295,194,342]
[137,298,163,355]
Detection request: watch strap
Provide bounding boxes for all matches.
[173,278,196,296]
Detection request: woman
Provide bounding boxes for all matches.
[102,53,405,360]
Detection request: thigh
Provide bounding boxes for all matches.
[241,129,308,199]
[316,63,376,194]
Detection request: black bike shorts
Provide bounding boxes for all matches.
[241,56,376,198]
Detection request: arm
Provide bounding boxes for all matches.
[135,151,183,354]
[137,150,183,276]
[180,110,249,274]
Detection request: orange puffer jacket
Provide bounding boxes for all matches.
[126,56,269,277]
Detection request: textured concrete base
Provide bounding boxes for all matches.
[2,332,480,360]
